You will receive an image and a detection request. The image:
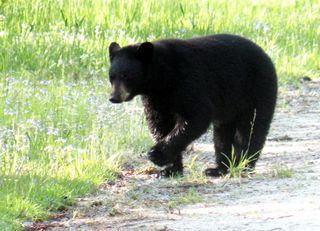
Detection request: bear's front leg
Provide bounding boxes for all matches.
[147,140,176,167]
[159,153,183,177]
[148,113,211,176]
[148,142,183,177]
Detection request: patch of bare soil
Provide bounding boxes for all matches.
[35,80,320,231]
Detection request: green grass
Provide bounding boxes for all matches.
[271,165,294,178]
[0,75,151,229]
[167,188,203,211]
[223,149,255,178]
[0,0,319,229]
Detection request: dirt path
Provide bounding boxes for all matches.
[39,80,320,231]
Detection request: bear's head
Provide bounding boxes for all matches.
[108,41,154,103]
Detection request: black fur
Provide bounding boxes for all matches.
[108,34,277,177]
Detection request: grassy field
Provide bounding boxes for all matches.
[0,0,319,229]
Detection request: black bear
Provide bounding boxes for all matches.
[108,34,277,177]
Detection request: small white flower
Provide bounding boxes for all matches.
[64,145,74,152]
[78,33,85,41]
[44,145,54,152]
[0,31,7,37]
[55,138,67,144]
[46,127,59,136]
[40,80,51,86]
[58,58,65,65]
[89,69,98,76]
[80,54,89,60]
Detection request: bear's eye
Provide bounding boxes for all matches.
[109,74,115,82]
[122,74,132,81]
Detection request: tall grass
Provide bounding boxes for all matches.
[0,0,319,229]
[1,0,319,83]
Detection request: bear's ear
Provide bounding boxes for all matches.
[136,42,154,62]
[109,42,120,60]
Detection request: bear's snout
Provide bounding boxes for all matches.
[109,80,131,103]
[109,95,123,103]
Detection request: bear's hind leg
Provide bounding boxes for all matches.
[233,108,273,173]
[205,122,236,177]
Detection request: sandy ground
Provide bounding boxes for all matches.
[28,79,320,231]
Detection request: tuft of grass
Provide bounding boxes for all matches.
[184,154,208,184]
[223,110,258,178]
[271,165,294,178]
[222,146,257,178]
[167,188,203,211]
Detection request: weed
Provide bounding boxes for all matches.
[222,110,258,178]
[185,155,208,184]
[271,165,294,178]
[222,146,257,178]
[167,189,203,210]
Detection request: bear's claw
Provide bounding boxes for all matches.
[204,167,228,177]
[159,165,183,178]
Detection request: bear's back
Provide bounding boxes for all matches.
[151,34,277,118]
